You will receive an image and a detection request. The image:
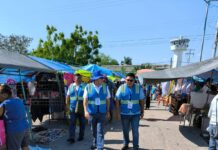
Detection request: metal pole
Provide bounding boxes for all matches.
[19,69,27,101]
[170,57,173,68]
[200,0,210,62]
[212,21,218,58]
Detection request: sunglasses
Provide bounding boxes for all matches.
[127,79,134,82]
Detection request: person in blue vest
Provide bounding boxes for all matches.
[66,73,86,143]
[115,73,145,150]
[83,71,111,150]
[0,84,29,150]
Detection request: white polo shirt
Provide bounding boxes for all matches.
[83,83,111,99]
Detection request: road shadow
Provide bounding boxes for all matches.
[139,124,150,127]
[147,109,167,111]
[143,118,165,122]
[104,146,153,150]
[104,147,149,150]
[166,115,181,122]
[129,148,152,150]
[104,147,118,150]
[105,120,123,132]
[143,115,180,122]
[144,149,164,150]
[143,149,164,150]
[179,125,208,147]
[104,139,123,145]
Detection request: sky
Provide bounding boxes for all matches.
[1,0,218,65]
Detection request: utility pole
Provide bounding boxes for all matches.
[200,0,210,62]
[170,57,173,68]
[212,21,218,58]
[200,0,218,62]
[185,49,195,64]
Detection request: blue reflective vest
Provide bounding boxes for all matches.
[69,83,86,111]
[118,83,141,115]
[1,98,29,134]
[86,83,107,114]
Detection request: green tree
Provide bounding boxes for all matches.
[121,56,132,65]
[143,63,152,69]
[110,59,119,65]
[31,25,102,65]
[0,33,32,54]
[132,63,153,73]
[98,53,119,65]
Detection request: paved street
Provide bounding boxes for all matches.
[33,101,208,150]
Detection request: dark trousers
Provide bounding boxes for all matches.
[69,111,85,139]
[146,96,151,109]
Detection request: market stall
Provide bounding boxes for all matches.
[137,56,218,134]
[29,56,75,121]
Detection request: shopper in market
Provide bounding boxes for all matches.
[103,76,115,122]
[0,84,30,150]
[115,73,145,150]
[83,71,111,150]
[66,73,86,143]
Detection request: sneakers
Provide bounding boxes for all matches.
[121,145,129,150]
[67,138,75,144]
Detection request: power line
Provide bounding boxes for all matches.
[101,34,215,48]
[185,49,195,64]
[103,34,214,43]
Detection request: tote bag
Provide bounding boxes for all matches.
[0,120,6,146]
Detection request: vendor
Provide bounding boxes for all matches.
[203,78,217,95]
[0,84,29,150]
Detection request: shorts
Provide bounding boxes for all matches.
[7,130,30,150]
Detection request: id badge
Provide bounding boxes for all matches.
[127,101,133,109]
[95,98,101,105]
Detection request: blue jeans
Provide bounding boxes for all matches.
[208,124,218,150]
[69,111,86,139]
[89,113,106,150]
[121,114,140,149]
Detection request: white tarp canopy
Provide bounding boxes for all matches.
[138,56,218,83]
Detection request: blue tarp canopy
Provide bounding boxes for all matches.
[29,56,75,73]
[195,69,218,83]
[0,69,36,83]
[113,71,125,78]
[81,64,113,76]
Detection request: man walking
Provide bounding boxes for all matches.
[83,71,110,150]
[115,73,145,150]
[66,73,86,143]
